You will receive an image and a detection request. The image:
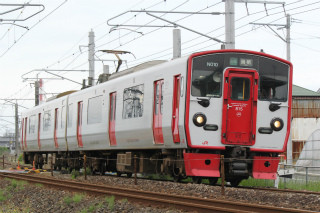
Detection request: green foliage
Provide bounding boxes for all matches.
[239,178,274,188]
[72,193,84,203]
[18,154,23,162]
[71,169,80,179]
[84,167,92,175]
[64,196,73,205]
[0,147,9,155]
[35,183,43,188]
[64,193,84,206]
[105,196,115,211]
[7,179,27,191]
[0,190,7,202]
[121,198,128,204]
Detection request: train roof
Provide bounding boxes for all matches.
[109,60,167,81]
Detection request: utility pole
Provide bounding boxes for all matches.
[15,103,19,155]
[35,80,39,106]
[173,29,181,59]
[88,30,95,86]
[225,0,235,49]
[223,0,285,49]
[286,14,291,61]
[250,14,291,61]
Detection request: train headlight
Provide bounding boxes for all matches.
[270,118,284,131]
[193,113,207,127]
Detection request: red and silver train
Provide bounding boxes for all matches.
[21,49,292,186]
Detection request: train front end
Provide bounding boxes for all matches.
[184,50,292,185]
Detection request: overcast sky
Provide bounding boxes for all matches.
[0,0,320,135]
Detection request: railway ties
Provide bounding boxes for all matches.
[0,172,315,213]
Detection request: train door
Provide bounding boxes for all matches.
[77,101,83,148]
[153,80,164,144]
[172,75,181,143]
[221,69,258,146]
[109,92,117,146]
[38,113,41,149]
[54,108,59,148]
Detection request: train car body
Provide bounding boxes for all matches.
[21,50,292,185]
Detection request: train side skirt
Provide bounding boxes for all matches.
[252,156,280,179]
[183,153,220,177]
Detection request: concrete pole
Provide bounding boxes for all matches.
[225,0,235,49]
[35,80,39,106]
[286,14,292,165]
[286,14,291,62]
[15,103,20,155]
[173,29,181,59]
[88,30,95,86]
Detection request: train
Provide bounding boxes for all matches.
[21,49,292,186]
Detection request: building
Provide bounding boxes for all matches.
[291,85,320,163]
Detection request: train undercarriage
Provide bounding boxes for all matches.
[23,146,280,186]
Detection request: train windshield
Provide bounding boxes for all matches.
[258,57,289,102]
[191,53,290,102]
[191,54,224,97]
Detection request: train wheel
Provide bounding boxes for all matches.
[230,178,242,187]
[116,172,122,177]
[192,177,202,184]
[126,173,132,178]
[208,177,218,185]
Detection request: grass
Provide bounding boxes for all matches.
[72,193,84,203]
[0,190,7,202]
[34,183,43,188]
[7,179,27,192]
[105,196,115,211]
[64,196,73,205]
[64,193,84,206]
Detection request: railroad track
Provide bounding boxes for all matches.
[0,172,315,213]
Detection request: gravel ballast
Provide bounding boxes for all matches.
[1,170,320,212]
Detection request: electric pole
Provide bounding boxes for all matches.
[173,29,181,59]
[225,0,235,49]
[224,0,285,49]
[15,103,19,154]
[35,80,39,106]
[250,14,291,61]
[88,30,95,86]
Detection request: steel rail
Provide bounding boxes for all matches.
[0,172,315,213]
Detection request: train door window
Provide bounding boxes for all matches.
[109,92,117,146]
[38,113,41,149]
[122,84,144,119]
[172,75,181,143]
[231,77,250,101]
[153,80,164,144]
[29,115,36,135]
[43,110,51,131]
[77,101,83,147]
[54,108,59,148]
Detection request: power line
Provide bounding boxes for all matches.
[0,0,69,58]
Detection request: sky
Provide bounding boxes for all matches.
[0,0,320,135]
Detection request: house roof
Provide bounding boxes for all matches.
[293,85,320,97]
